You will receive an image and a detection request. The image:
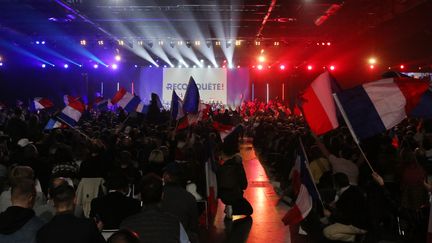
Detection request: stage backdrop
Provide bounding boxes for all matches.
[136,67,249,106]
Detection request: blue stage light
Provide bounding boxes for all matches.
[41,64,46,68]
[93,64,98,69]
[64,64,69,68]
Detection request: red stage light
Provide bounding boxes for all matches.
[327,42,331,46]
[280,64,285,70]
[330,65,335,70]
[400,65,404,69]
[257,64,263,70]
[258,55,265,63]
[307,65,313,70]
[369,64,374,69]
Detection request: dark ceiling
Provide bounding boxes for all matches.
[1,0,432,78]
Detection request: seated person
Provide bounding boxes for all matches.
[0,179,45,242]
[36,184,106,243]
[120,173,190,243]
[90,174,141,229]
[323,173,367,242]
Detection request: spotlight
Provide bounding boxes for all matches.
[80,40,86,46]
[255,41,261,46]
[177,41,183,46]
[200,59,204,63]
[0,62,3,66]
[178,64,182,68]
[158,40,164,46]
[215,41,221,46]
[235,40,241,46]
[237,65,240,68]
[193,65,197,68]
[79,64,82,68]
[369,64,374,69]
[208,65,211,68]
[98,40,104,45]
[194,41,200,46]
[41,41,45,45]
[222,65,226,68]
[93,64,99,69]
[111,64,118,70]
[118,40,124,46]
[149,65,153,68]
[134,65,138,68]
[321,42,325,46]
[257,64,263,70]
[35,41,40,45]
[163,65,167,68]
[307,65,313,70]
[137,41,144,46]
[41,64,46,68]
[64,64,69,69]
[400,64,404,69]
[368,57,376,64]
[330,65,335,70]
[115,55,121,61]
[273,41,280,46]
[258,56,265,63]
[327,42,331,46]
[280,64,285,70]
[214,64,219,68]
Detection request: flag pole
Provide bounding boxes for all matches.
[299,137,325,210]
[332,94,375,172]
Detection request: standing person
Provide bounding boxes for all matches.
[0,179,45,243]
[120,173,190,243]
[217,137,253,220]
[36,184,106,243]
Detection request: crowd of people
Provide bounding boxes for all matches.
[0,97,431,243]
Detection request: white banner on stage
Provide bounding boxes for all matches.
[162,68,227,104]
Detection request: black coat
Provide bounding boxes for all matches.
[89,191,141,229]
[36,212,106,243]
[217,156,248,204]
[331,186,368,229]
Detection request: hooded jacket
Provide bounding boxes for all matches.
[0,206,45,243]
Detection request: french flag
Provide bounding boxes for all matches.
[170,90,184,120]
[63,95,79,105]
[136,102,149,114]
[300,71,340,135]
[334,77,429,140]
[212,122,240,141]
[57,100,85,127]
[183,77,200,114]
[33,97,54,110]
[94,98,109,111]
[111,88,141,113]
[177,103,210,130]
[282,155,319,225]
[44,118,65,130]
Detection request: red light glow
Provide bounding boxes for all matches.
[330,65,335,70]
[369,64,374,69]
[400,65,404,69]
[257,64,263,70]
[307,65,313,70]
[280,64,285,70]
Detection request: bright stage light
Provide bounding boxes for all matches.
[158,40,164,46]
[235,40,241,46]
[307,65,313,70]
[330,65,335,70]
[214,64,218,68]
[118,40,124,46]
[215,41,221,46]
[149,65,153,68]
[258,56,265,62]
[369,64,374,69]
[111,64,118,70]
[274,41,280,46]
[164,65,167,68]
[327,42,331,46]
[193,65,197,68]
[255,41,261,46]
[134,65,138,68]
[98,40,104,46]
[368,57,376,64]
[41,64,46,68]
[280,64,285,70]
[194,41,200,46]
[257,64,263,70]
[80,40,86,46]
[64,64,69,69]
[400,64,404,69]
[35,41,40,45]
[41,41,45,45]
[93,64,99,69]
[237,65,240,68]
[137,41,144,46]
[115,55,121,61]
[177,41,183,46]
[208,65,211,68]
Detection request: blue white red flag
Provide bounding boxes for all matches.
[136,102,149,114]
[63,95,79,105]
[282,155,319,225]
[212,122,240,141]
[300,71,340,135]
[57,100,85,127]
[170,90,184,120]
[33,97,54,110]
[177,103,210,130]
[183,77,200,114]
[44,118,65,130]
[334,77,429,140]
[111,88,141,113]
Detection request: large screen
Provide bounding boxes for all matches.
[163,68,227,104]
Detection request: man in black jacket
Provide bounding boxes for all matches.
[90,174,141,229]
[323,173,368,242]
[0,179,45,243]
[36,184,106,243]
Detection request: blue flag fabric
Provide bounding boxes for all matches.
[183,77,200,114]
[171,90,183,120]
